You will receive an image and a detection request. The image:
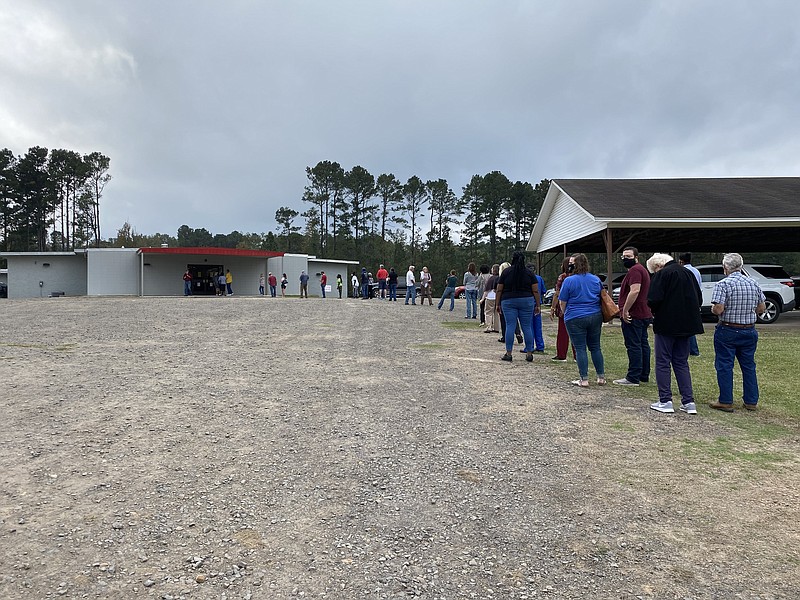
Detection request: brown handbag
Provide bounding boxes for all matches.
[600,289,620,323]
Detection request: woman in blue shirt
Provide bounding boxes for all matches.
[558,253,606,387]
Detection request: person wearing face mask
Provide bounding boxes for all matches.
[613,247,653,387]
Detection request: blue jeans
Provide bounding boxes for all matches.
[565,312,605,380]
[269,285,276,297]
[405,285,416,304]
[259,285,264,295]
[321,285,326,298]
[438,287,455,310]
[621,318,651,383]
[531,311,545,351]
[501,297,534,353]
[389,283,397,301]
[184,281,192,296]
[465,289,478,317]
[714,324,759,406]
[362,283,370,299]
[688,335,700,355]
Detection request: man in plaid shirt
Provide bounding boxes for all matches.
[709,253,766,412]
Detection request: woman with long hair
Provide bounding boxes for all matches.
[482,264,500,333]
[557,254,606,387]
[463,262,479,319]
[495,250,539,362]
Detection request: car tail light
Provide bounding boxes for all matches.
[780,281,794,287]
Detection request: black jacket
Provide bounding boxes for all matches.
[647,260,704,337]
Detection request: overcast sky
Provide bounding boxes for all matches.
[2,1,799,239]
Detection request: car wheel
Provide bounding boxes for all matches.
[756,296,781,324]
[457,292,465,299]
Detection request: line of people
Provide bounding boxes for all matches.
[550,248,765,414]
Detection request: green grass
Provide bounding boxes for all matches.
[410,342,449,350]
[679,437,788,470]
[441,321,482,330]
[598,324,799,427]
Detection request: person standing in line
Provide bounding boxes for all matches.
[558,253,605,386]
[709,253,766,412]
[404,265,417,305]
[360,267,371,299]
[438,270,458,311]
[497,261,523,345]
[376,264,389,299]
[482,264,500,333]
[387,267,399,301]
[646,253,704,414]
[613,247,652,387]
[280,273,288,298]
[268,272,277,297]
[550,257,575,362]
[496,250,538,363]
[477,265,489,326]
[225,269,234,296]
[336,274,343,298]
[183,269,193,296]
[259,273,265,296]
[299,270,310,298]
[351,272,359,298]
[320,271,327,298]
[679,252,702,356]
[217,271,227,296]
[463,262,479,319]
[419,266,433,306]
[528,264,546,353]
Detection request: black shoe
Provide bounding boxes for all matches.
[516,334,523,344]
[498,338,504,343]
[525,353,534,362]
[501,354,512,362]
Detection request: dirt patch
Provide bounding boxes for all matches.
[1,296,799,599]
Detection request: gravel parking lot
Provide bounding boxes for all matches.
[1,296,799,599]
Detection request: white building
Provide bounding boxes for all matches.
[0,247,358,299]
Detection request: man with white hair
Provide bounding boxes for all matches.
[709,253,766,412]
[646,253,704,414]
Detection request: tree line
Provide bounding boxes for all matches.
[105,160,550,284]
[0,146,111,253]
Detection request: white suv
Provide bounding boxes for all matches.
[695,264,796,324]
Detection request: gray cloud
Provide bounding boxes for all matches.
[1,0,798,237]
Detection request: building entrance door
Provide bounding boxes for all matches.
[189,264,223,295]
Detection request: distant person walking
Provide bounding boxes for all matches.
[320,271,327,298]
[550,257,575,362]
[225,269,233,296]
[280,273,288,298]
[361,267,370,299]
[217,272,227,296]
[183,269,192,296]
[336,274,343,298]
[482,264,500,333]
[496,250,538,363]
[437,270,458,311]
[351,272,359,298]
[259,273,265,295]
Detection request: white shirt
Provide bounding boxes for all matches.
[406,270,415,286]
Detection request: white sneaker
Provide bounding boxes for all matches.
[650,401,674,413]
[613,378,639,387]
[679,402,697,415]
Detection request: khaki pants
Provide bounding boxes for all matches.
[420,285,433,305]
[484,297,497,331]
